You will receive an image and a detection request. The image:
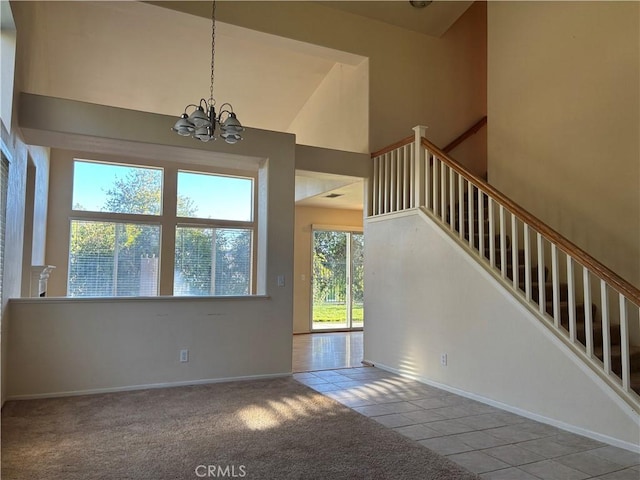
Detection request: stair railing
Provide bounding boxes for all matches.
[369,126,640,409]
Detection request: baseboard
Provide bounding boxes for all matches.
[5,372,292,401]
[367,360,640,454]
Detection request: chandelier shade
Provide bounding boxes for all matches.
[171,0,243,144]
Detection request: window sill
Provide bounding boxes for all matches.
[9,295,271,305]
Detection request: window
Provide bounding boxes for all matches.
[177,171,252,221]
[69,160,255,297]
[174,171,254,297]
[174,227,252,296]
[69,220,160,297]
[73,161,162,215]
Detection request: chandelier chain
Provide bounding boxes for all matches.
[171,0,243,144]
[209,0,216,104]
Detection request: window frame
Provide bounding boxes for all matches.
[69,157,258,297]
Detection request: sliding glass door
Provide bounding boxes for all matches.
[311,228,364,331]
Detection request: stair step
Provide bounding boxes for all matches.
[560,319,622,347]
[530,282,569,301]
[508,265,549,283]
[550,301,597,320]
[593,345,640,375]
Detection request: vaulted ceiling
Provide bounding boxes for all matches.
[12,0,473,211]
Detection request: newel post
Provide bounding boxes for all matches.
[413,125,427,208]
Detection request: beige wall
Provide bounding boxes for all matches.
[215,1,487,156]
[293,206,363,333]
[0,1,51,403]
[7,296,291,399]
[9,93,297,397]
[288,60,369,154]
[14,1,486,161]
[488,1,640,288]
[364,210,640,450]
[0,136,50,404]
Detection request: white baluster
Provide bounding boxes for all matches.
[458,176,464,240]
[378,156,384,215]
[619,294,630,391]
[524,224,531,302]
[478,189,485,257]
[396,146,406,210]
[424,148,431,210]
[511,214,518,290]
[396,148,402,210]
[383,153,390,214]
[567,256,576,343]
[488,198,495,267]
[551,244,560,328]
[390,150,397,212]
[449,168,455,230]
[537,232,546,315]
[583,268,593,357]
[440,162,446,222]
[499,205,506,278]
[468,183,475,250]
[404,145,410,209]
[601,280,611,375]
[372,157,379,216]
[432,158,439,217]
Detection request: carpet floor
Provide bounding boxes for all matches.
[2,377,479,479]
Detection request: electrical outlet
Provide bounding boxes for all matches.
[440,353,447,367]
[180,349,189,363]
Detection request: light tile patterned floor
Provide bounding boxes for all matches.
[292,333,640,479]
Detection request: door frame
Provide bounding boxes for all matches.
[309,224,364,332]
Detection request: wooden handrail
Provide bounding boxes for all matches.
[419,136,640,307]
[443,116,487,154]
[371,116,487,159]
[370,135,414,159]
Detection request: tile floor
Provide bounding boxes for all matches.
[292,332,640,479]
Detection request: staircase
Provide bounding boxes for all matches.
[370,126,640,409]
[447,190,640,396]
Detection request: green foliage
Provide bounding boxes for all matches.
[313,303,364,323]
[103,168,162,215]
[312,231,347,303]
[312,231,364,304]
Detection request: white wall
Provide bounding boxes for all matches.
[488,1,640,288]
[364,210,640,450]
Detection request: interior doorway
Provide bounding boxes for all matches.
[311,227,363,331]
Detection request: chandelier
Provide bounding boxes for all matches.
[172,0,244,144]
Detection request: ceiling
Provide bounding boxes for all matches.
[295,172,364,210]
[318,1,474,37]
